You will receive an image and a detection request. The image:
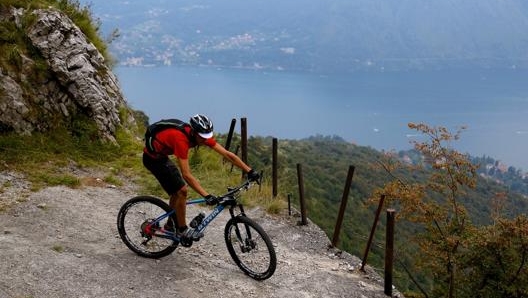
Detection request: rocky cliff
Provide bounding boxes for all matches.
[0,6,134,141]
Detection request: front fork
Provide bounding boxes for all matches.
[228,203,246,218]
[229,204,255,252]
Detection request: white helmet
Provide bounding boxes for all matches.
[190,114,214,139]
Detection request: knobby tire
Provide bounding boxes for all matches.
[117,196,177,259]
[224,215,277,280]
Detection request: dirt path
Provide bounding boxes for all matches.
[0,171,402,298]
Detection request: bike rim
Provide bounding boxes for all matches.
[227,222,273,276]
[122,201,174,254]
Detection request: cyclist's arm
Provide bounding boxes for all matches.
[177,157,209,197]
[211,143,252,173]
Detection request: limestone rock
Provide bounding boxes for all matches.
[0,7,135,141]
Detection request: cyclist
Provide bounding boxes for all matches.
[142,114,261,242]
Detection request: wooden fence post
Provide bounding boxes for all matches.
[224,118,236,151]
[361,194,386,271]
[331,165,355,247]
[297,163,307,225]
[272,138,278,197]
[240,117,247,177]
[385,209,396,296]
[287,193,292,216]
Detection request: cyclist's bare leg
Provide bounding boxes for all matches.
[169,185,188,231]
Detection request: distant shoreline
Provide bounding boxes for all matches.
[116,66,528,171]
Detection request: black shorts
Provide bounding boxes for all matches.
[142,153,185,195]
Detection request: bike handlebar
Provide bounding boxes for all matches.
[221,179,254,198]
[187,179,256,205]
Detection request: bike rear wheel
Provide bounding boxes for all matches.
[224,215,277,280]
[117,196,177,258]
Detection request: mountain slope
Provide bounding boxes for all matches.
[86,0,528,72]
[0,170,402,298]
[245,135,528,292]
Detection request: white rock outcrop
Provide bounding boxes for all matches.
[0,7,133,141]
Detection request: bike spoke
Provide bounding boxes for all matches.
[126,202,173,251]
[233,230,269,270]
[225,216,276,280]
[117,196,177,258]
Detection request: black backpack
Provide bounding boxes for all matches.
[144,119,193,153]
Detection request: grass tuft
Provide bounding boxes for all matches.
[52,244,65,253]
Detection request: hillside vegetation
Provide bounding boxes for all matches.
[2,120,528,297]
[242,125,528,297]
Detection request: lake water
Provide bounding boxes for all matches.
[115,66,528,170]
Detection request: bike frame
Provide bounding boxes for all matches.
[117,178,275,280]
[150,181,251,242]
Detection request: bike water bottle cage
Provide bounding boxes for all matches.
[144,119,194,154]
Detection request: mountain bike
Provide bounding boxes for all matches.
[116,179,277,281]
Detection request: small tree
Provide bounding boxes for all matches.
[373,123,477,297]
[459,193,528,298]
[374,123,528,297]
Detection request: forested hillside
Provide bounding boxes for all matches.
[240,132,528,295]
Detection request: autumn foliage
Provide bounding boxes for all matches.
[373,123,528,298]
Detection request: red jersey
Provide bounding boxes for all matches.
[143,126,216,159]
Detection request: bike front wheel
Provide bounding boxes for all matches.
[117,196,177,259]
[224,215,277,280]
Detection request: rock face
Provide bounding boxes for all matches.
[0,7,133,141]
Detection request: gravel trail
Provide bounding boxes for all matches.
[0,171,401,298]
